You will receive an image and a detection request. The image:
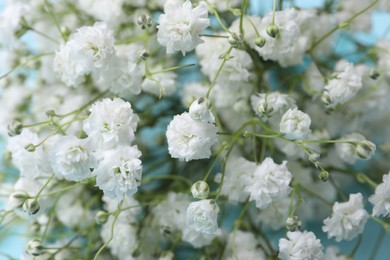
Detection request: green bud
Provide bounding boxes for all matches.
[139,49,150,60]
[319,170,329,182]
[228,32,243,48]
[7,120,23,137]
[23,199,40,215]
[355,140,376,160]
[266,24,280,38]
[191,180,210,200]
[137,14,153,30]
[286,216,301,231]
[254,36,266,47]
[25,144,36,152]
[26,239,44,256]
[10,191,29,208]
[321,92,333,106]
[95,210,109,224]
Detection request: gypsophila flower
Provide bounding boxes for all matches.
[94,145,142,201]
[322,62,363,108]
[166,112,218,161]
[186,199,219,235]
[335,133,373,164]
[83,98,139,149]
[280,108,311,140]
[278,231,324,260]
[369,172,390,217]
[53,22,115,86]
[244,157,292,209]
[323,193,369,242]
[49,135,96,182]
[157,0,209,54]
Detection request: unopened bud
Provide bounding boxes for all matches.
[7,120,23,137]
[137,14,153,30]
[369,69,380,80]
[228,32,243,48]
[355,140,376,160]
[319,170,329,182]
[139,49,150,60]
[321,92,332,106]
[266,24,280,38]
[26,239,44,256]
[95,211,109,224]
[46,110,57,117]
[10,191,29,208]
[25,144,36,152]
[257,102,274,117]
[254,36,266,47]
[308,152,320,164]
[191,180,210,200]
[286,216,301,231]
[23,199,40,215]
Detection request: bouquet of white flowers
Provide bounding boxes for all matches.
[1,0,390,259]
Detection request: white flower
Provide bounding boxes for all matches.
[186,199,219,235]
[166,112,218,161]
[83,98,139,149]
[214,156,255,203]
[223,230,266,260]
[157,0,209,54]
[94,145,142,201]
[53,22,115,86]
[49,135,96,182]
[189,97,214,123]
[322,193,369,242]
[76,0,125,28]
[369,172,390,217]
[251,92,296,119]
[322,62,363,108]
[244,157,292,209]
[280,108,311,140]
[278,231,324,260]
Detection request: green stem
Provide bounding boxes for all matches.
[239,0,247,35]
[205,47,233,98]
[44,0,67,41]
[34,174,55,201]
[150,63,195,75]
[356,173,378,188]
[272,0,277,25]
[310,0,379,51]
[93,200,124,260]
[142,175,192,187]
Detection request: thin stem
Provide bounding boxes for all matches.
[150,63,195,75]
[142,175,192,187]
[310,0,379,51]
[34,174,55,201]
[93,200,124,260]
[205,47,233,98]
[59,90,109,118]
[44,0,67,41]
[356,173,378,189]
[28,27,60,44]
[201,34,229,38]
[272,0,277,25]
[239,0,247,35]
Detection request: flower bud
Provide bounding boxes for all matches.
[257,102,273,117]
[319,170,329,182]
[254,36,266,47]
[95,211,109,224]
[26,239,44,256]
[139,49,150,60]
[321,91,333,106]
[23,199,40,215]
[355,140,376,160]
[7,120,23,137]
[228,32,243,48]
[191,180,210,199]
[369,69,380,80]
[137,14,153,30]
[10,191,29,208]
[189,97,214,123]
[285,216,301,231]
[46,110,57,117]
[24,144,36,152]
[266,24,280,38]
[160,225,173,238]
